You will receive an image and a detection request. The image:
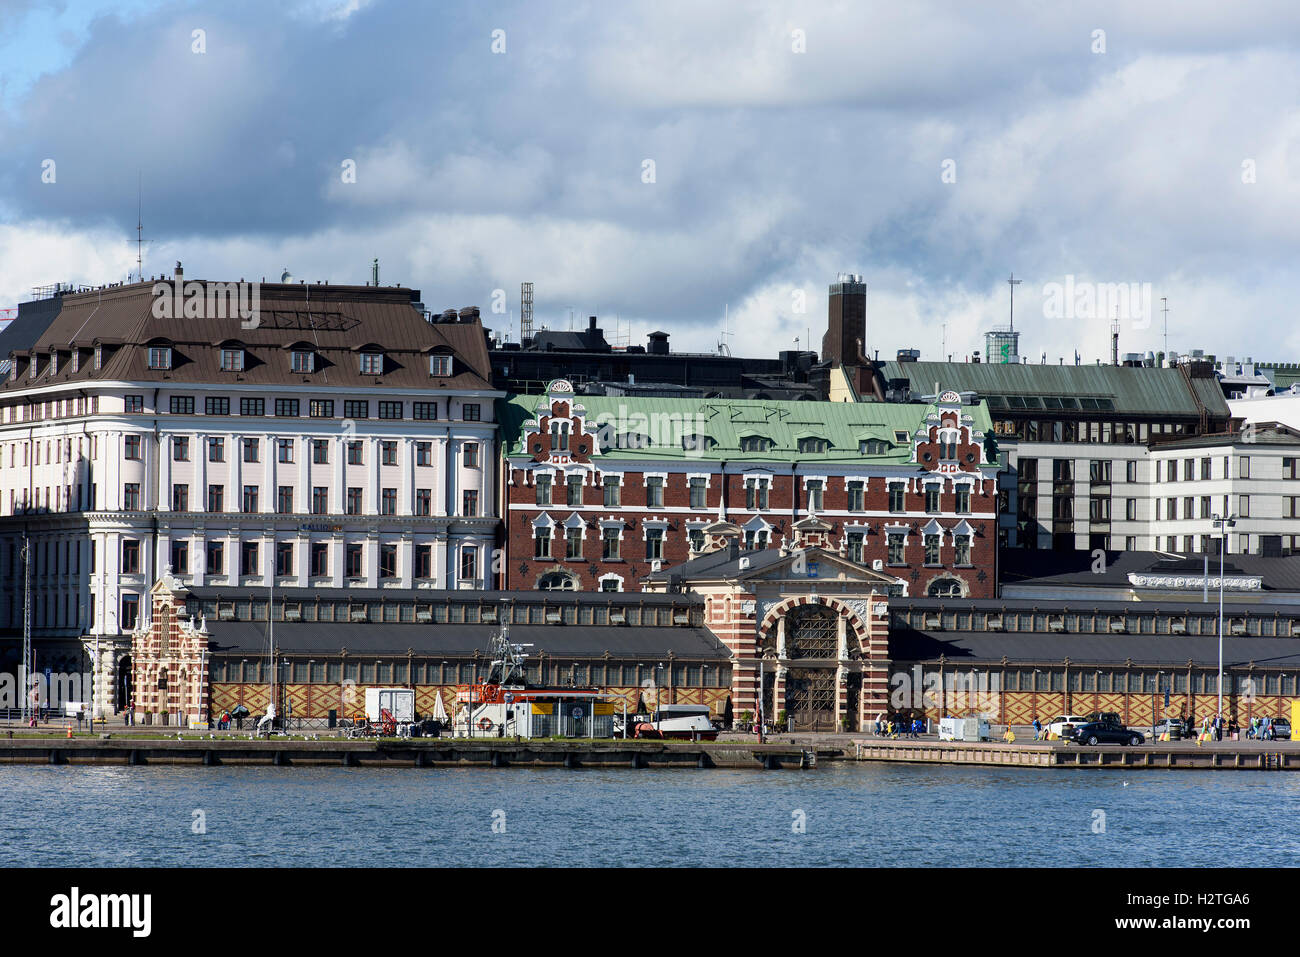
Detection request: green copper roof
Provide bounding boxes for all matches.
[498,393,997,466]
[878,361,1229,419]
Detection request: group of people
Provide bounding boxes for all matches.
[1246,716,1280,740]
[874,714,924,738]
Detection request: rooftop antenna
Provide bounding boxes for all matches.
[520,281,534,343]
[1161,296,1170,359]
[1111,307,1120,365]
[371,258,379,286]
[717,303,732,356]
[129,172,155,283]
[1007,272,1022,332]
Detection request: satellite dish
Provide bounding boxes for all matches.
[281,267,292,283]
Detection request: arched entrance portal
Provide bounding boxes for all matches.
[784,604,839,731]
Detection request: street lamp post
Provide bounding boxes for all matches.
[1213,513,1237,721]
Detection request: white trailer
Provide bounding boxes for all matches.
[365,688,415,724]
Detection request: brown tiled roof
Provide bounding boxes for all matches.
[3,278,495,393]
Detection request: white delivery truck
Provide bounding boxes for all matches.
[365,688,415,724]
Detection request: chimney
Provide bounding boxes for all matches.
[174,261,183,282]
[589,316,597,331]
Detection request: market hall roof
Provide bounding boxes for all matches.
[875,360,1230,421]
[498,391,997,465]
[2,276,496,394]
[999,549,1300,595]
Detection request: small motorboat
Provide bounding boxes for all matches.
[620,704,719,741]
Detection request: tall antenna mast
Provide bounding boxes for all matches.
[136,174,145,281]
[1111,308,1120,365]
[520,281,534,344]
[1161,296,1170,358]
[1007,273,1022,333]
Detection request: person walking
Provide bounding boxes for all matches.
[1032,716,1042,741]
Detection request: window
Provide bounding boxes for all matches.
[463,404,481,421]
[689,527,705,552]
[1090,496,1110,521]
[462,490,478,516]
[275,542,293,577]
[745,477,769,510]
[172,484,189,511]
[379,401,403,420]
[924,486,940,514]
[207,484,224,512]
[646,527,664,561]
[242,486,259,513]
[413,401,437,420]
[345,545,363,578]
[682,434,715,452]
[887,483,903,513]
[463,443,479,468]
[206,396,230,416]
[845,531,865,563]
[309,399,334,418]
[242,438,259,462]
[172,437,190,461]
[429,354,452,376]
[347,442,364,465]
[1240,456,1250,479]
[534,528,551,559]
[277,486,294,514]
[311,543,329,577]
[567,474,584,506]
[1202,457,1213,480]
[240,398,264,417]
[344,400,369,420]
[690,477,707,509]
[275,398,299,417]
[148,346,172,370]
[535,475,552,506]
[1166,498,1177,520]
[360,352,383,375]
[170,541,189,575]
[414,544,432,579]
[311,440,328,464]
[346,488,362,514]
[277,439,294,463]
[1089,460,1111,483]
[744,528,770,549]
[604,476,621,507]
[124,395,144,414]
[798,437,829,454]
[955,486,970,514]
[207,541,224,575]
[379,441,397,466]
[566,527,583,559]
[1126,498,1136,521]
[123,483,140,510]
[602,527,621,560]
[806,479,824,512]
[291,350,314,373]
[1239,495,1250,518]
[460,547,478,582]
[121,595,140,630]
[312,487,329,514]
[416,441,432,467]
[381,488,397,515]
[220,348,245,372]
[208,437,225,462]
[415,489,431,515]
[887,532,905,564]
[170,395,194,415]
[124,435,142,460]
[739,436,772,453]
[122,539,141,574]
[924,533,941,565]
[1126,460,1137,483]
[954,534,971,565]
[240,542,259,577]
[379,544,397,579]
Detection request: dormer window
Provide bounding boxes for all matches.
[894,430,910,444]
[49,350,58,375]
[94,346,103,370]
[682,434,716,452]
[360,352,383,375]
[70,350,79,374]
[28,356,37,379]
[429,354,452,376]
[148,346,172,371]
[797,437,829,454]
[291,350,314,373]
[220,348,244,372]
[738,435,773,453]
[860,439,889,455]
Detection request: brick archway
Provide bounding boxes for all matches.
[757,595,870,654]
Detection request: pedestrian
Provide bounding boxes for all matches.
[1032,716,1041,741]
[875,712,883,736]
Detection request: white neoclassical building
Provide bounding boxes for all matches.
[0,267,502,716]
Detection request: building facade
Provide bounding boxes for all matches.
[0,268,501,715]
[499,381,1000,597]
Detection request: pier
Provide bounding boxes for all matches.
[852,738,1300,770]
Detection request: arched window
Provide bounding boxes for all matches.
[927,577,963,598]
[538,571,578,591]
[786,604,838,659]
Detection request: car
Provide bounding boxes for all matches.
[1275,718,1293,740]
[1151,718,1187,740]
[1046,715,1091,738]
[1071,721,1145,746]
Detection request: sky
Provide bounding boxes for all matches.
[1,0,1299,366]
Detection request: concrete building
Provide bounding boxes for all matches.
[0,267,501,716]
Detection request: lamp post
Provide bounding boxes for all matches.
[1212,513,1237,720]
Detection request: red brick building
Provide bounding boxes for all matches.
[498,381,1000,596]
